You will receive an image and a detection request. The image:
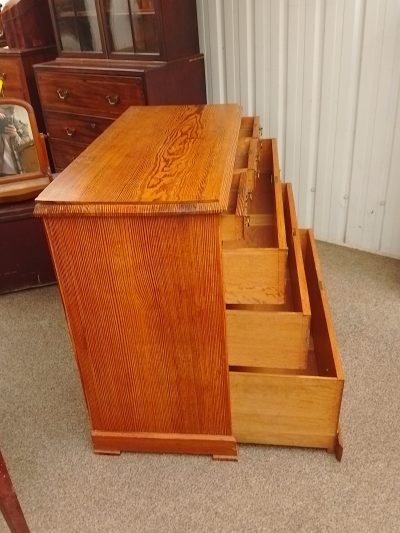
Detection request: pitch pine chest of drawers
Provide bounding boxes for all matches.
[35,104,344,461]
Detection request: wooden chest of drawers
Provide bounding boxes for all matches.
[34,57,206,171]
[35,104,344,460]
[0,46,56,131]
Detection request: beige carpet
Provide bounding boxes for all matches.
[1,241,399,533]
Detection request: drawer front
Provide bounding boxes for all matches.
[229,228,344,450]
[230,370,342,448]
[223,247,286,304]
[45,112,113,145]
[222,175,288,304]
[226,309,310,369]
[0,57,26,98]
[49,138,87,171]
[226,183,310,369]
[36,71,146,117]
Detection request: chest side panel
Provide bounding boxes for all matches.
[44,213,232,436]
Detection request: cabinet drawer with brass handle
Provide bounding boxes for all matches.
[35,71,145,117]
[44,112,113,145]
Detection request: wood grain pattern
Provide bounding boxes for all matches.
[222,248,285,304]
[35,71,146,116]
[229,225,344,452]
[221,154,288,304]
[234,138,258,171]
[220,214,244,242]
[35,105,241,214]
[282,183,311,317]
[43,214,233,444]
[271,139,281,179]
[226,310,310,369]
[299,229,344,379]
[92,431,237,458]
[235,172,248,216]
[225,179,310,369]
[44,112,113,145]
[230,371,343,448]
[239,116,260,138]
[274,178,287,250]
[1,0,55,49]
[220,172,246,241]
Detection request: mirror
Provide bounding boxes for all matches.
[0,98,52,202]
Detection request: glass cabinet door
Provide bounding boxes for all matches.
[53,0,103,53]
[103,0,160,55]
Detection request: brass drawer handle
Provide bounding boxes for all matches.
[57,88,69,100]
[65,127,76,137]
[106,94,119,106]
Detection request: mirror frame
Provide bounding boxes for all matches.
[0,97,52,203]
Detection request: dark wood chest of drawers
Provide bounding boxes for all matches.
[34,57,206,171]
[0,46,56,131]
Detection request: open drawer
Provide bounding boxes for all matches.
[229,228,345,459]
[234,137,259,193]
[222,173,288,304]
[258,138,280,179]
[220,171,248,242]
[226,182,310,369]
[221,137,283,243]
[239,116,261,139]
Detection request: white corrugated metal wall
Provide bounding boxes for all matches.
[196,0,400,258]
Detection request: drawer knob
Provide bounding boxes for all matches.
[65,127,76,137]
[57,88,69,100]
[106,94,119,106]
[89,122,97,129]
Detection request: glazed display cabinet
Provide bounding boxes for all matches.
[49,0,200,61]
[34,0,207,170]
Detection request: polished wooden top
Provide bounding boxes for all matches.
[35,104,241,216]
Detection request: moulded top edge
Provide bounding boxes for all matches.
[35,104,242,214]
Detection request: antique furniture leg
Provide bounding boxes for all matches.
[327,425,344,462]
[334,425,344,462]
[0,451,29,533]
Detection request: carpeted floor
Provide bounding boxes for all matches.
[0,240,399,533]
